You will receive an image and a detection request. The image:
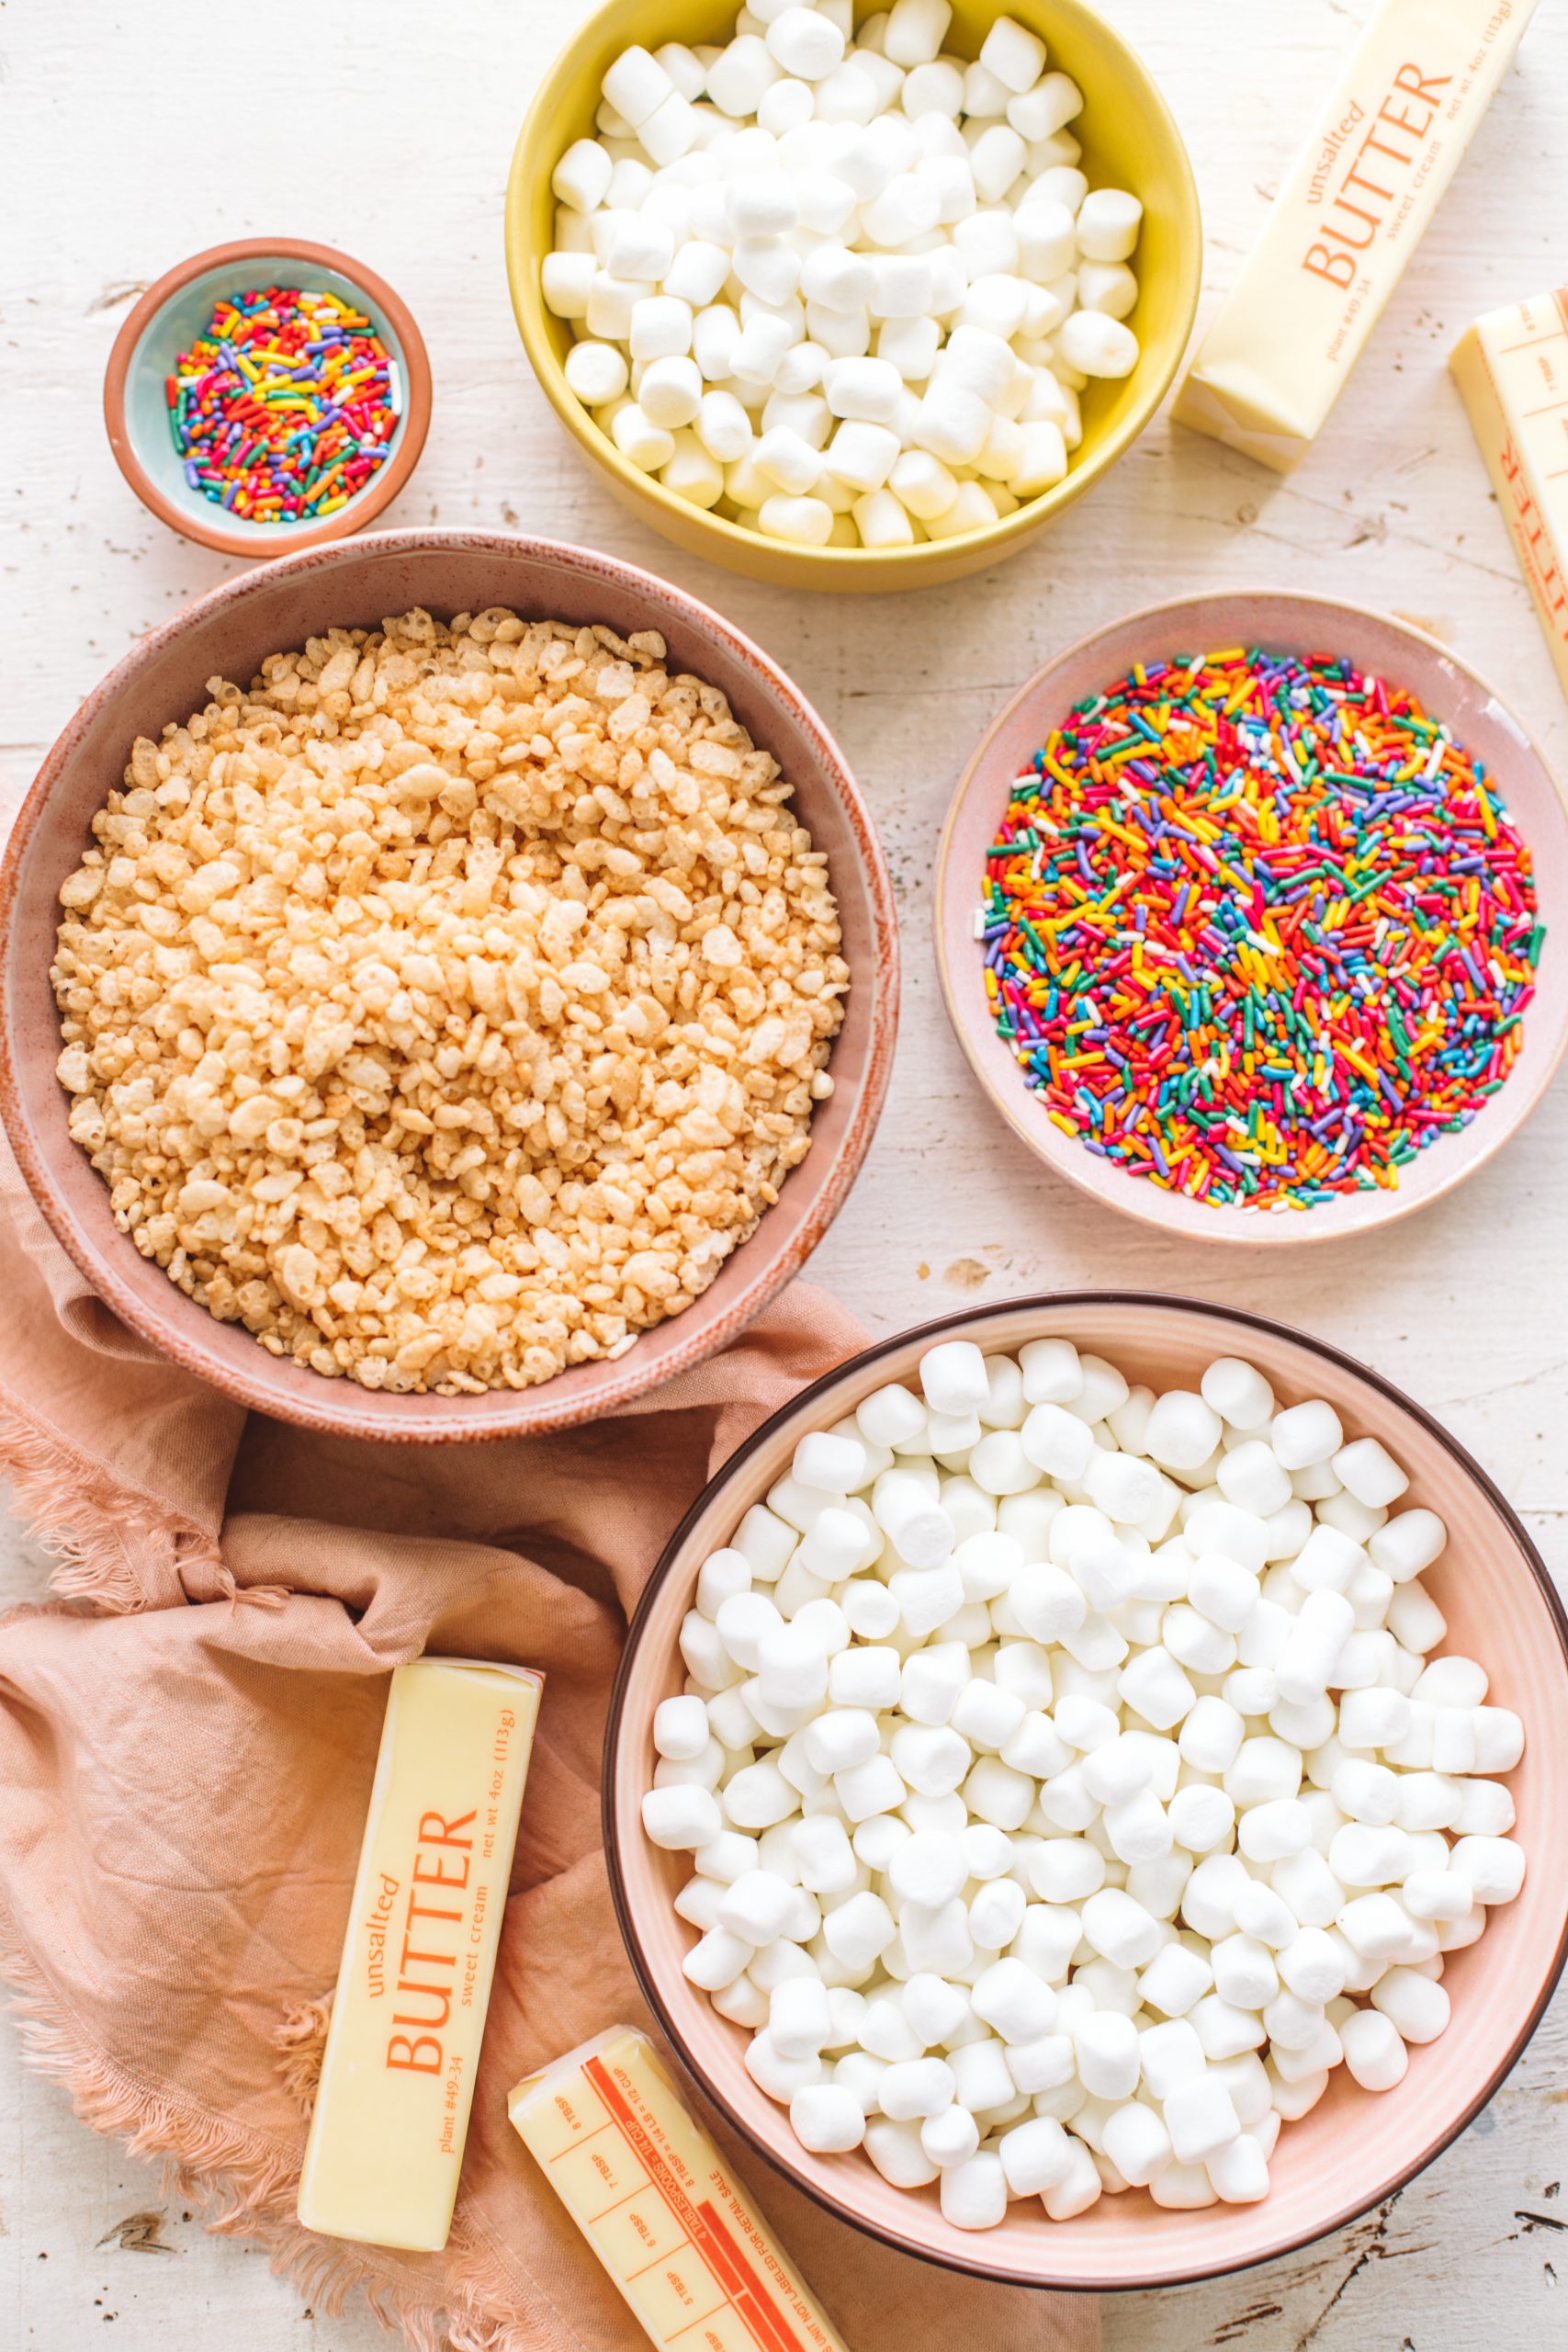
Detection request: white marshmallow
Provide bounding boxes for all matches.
[978,15,1047,94]
[643,1785,723,1849]
[1270,1401,1345,1472]
[941,2150,1008,2230]
[883,0,952,69]
[998,2112,1077,2197]
[1144,1393,1224,1476]
[1076,187,1143,262]
[1338,2007,1408,2091]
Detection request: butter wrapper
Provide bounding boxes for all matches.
[298,1656,542,2253]
[1175,0,1540,471]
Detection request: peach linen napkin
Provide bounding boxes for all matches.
[0,1143,1098,2352]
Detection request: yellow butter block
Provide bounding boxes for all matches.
[510,2026,852,2352]
[298,1656,543,2253]
[1451,290,1568,705]
[1174,0,1540,471]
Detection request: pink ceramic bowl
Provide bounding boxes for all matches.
[606,1293,1568,2291]
[0,531,898,1442]
[933,592,1568,1246]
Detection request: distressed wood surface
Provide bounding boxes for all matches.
[1,0,1563,2343]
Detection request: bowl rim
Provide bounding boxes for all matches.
[604,1285,1568,2292]
[102,236,433,558]
[503,0,1203,585]
[0,526,900,1442]
[932,587,1568,1247]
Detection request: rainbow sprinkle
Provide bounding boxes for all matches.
[164,285,400,523]
[979,649,1543,1211]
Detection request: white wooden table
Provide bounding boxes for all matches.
[2,0,1563,2342]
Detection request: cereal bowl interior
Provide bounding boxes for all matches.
[606,1294,1568,2290]
[0,531,897,1442]
[934,592,1568,1246]
[505,0,1201,592]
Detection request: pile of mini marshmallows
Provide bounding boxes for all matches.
[642,1337,1527,2226]
[544,2,1143,549]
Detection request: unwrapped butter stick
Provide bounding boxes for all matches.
[298,1656,543,2252]
[1451,290,1568,704]
[1175,0,1540,471]
[510,2026,852,2352]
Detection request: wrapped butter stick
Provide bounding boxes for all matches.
[1175,0,1540,470]
[1451,290,1568,704]
[297,1656,543,2253]
[510,2026,852,2352]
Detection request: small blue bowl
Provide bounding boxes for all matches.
[104,236,431,560]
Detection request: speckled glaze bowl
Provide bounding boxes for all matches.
[0,530,898,1442]
[505,0,1201,592]
[103,237,432,559]
[607,1293,1568,2291]
[933,592,1568,1244]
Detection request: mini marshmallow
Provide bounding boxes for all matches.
[1371,1966,1450,2043]
[1270,1400,1345,1471]
[1369,1508,1447,1583]
[758,492,834,544]
[603,46,675,129]
[1143,1391,1224,1475]
[1338,2007,1408,2091]
[978,14,1047,93]
[1075,2010,1140,2100]
[883,0,953,69]
[1450,1835,1526,1904]
[919,2103,981,2169]
[879,2054,957,2120]
[643,1785,723,1849]
[864,2115,940,2188]
[1076,187,1143,262]
[654,1693,712,1760]
[1163,2074,1242,2164]
[1334,1437,1409,1510]
[941,2149,1008,2230]
[789,2081,866,2153]
[919,1340,990,1416]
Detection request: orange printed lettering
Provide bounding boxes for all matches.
[386,2033,443,2074]
[1303,243,1356,287]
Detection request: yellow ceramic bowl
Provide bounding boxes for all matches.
[505,0,1201,592]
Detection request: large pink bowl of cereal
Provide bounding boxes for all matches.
[0,531,898,1441]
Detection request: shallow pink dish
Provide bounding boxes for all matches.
[606,1293,1568,2291]
[0,531,899,1442]
[933,591,1568,1246]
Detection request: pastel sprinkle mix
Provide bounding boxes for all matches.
[979,649,1543,1211]
[164,285,400,523]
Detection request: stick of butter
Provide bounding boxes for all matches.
[1174,0,1540,471]
[1451,290,1568,704]
[510,2026,852,2352]
[298,1656,543,2253]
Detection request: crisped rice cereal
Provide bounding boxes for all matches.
[51,607,847,1393]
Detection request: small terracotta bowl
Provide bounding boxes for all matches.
[933,591,1568,1244]
[0,530,898,1442]
[606,1291,1568,2291]
[103,238,432,559]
